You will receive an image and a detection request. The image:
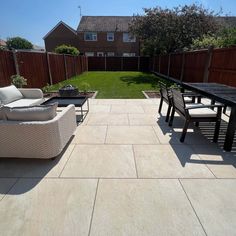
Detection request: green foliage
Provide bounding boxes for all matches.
[129,4,221,55]
[0,46,6,51]
[42,83,52,93]
[220,28,236,47]
[54,44,79,55]
[79,82,91,93]
[6,37,33,50]
[10,75,27,88]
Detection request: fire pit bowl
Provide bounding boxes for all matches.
[59,85,78,97]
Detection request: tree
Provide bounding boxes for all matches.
[6,37,33,50]
[54,44,79,55]
[129,4,221,55]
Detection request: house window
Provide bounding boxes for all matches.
[123,33,136,42]
[107,52,115,57]
[85,52,94,57]
[97,52,104,57]
[84,32,97,41]
[107,32,114,41]
[123,53,136,57]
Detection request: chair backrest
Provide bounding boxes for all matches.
[159,82,170,101]
[171,89,186,115]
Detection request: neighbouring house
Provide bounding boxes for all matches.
[44,16,140,56]
[0,39,6,47]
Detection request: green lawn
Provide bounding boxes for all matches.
[48,71,160,98]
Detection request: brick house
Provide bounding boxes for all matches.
[44,16,140,56]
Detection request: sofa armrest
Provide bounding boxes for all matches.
[19,88,44,99]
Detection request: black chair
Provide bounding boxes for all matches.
[169,89,223,143]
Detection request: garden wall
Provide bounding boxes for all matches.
[151,47,236,87]
[0,50,88,88]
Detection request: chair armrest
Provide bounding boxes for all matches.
[182,93,202,97]
[185,104,223,110]
[19,88,43,99]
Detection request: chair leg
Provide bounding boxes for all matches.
[180,120,190,142]
[168,108,175,126]
[195,122,199,127]
[158,97,163,113]
[213,119,221,143]
[223,105,227,114]
[165,104,171,122]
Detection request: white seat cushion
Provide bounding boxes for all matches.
[0,85,23,105]
[184,97,193,102]
[6,98,44,107]
[188,107,217,118]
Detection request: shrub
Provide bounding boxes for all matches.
[54,45,79,55]
[79,82,91,93]
[10,75,27,88]
[6,37,33,50]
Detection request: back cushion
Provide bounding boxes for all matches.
[4,103,58,121]
[0,85,23,105]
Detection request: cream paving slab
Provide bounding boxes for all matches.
[72,126,107,144]
[141,104,159,114]
[0,178,97,236]
[0,178,17,201]
[125,99,155,105]
[87,113,129,125]
[190,145,236,178]
[134,144,214,178]
[106,126,160,144]
[89,104,111,113]
[111,104,145,113]
[90,179,205,236]
[96,99,126,105]
[0,144,75,178]
[61,145,136,178]
[88,98,98,105]
[129,114,158,126]
[181,179,236,236]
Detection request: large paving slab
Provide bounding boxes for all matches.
[87,113,129,125]
[0,144,75,178]
[61,145,137,178]
[89,104,111,113]
[111,104,145,113]
[90,179,205,236]
[0,178,17,201]
[106,126,160,144]
[72,125,107,144]
[0,178,97,236]
[181,179,236,236]
[134,144,214,178]
[129,114,158,126]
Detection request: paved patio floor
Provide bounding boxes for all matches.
[0,99,236,236]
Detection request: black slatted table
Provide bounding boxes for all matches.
[182,83,236,151]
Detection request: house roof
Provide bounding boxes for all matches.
[0,39,6,46]
[43,21,77,39]
[77,16,133,32]
[216,16,236,28]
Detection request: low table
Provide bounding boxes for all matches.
[42,96,89,122]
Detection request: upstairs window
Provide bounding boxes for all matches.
[107,32,114,41]
[123,33,136,42]
[84,32,97,41]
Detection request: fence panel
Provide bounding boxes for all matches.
[169,53,183,80]
[48,54,66,84]
[123,57,138,71]
[88,57,105,71]
[65,55,76,79]
[139,57,150,71]
[0,50,16,86]
[183,50,208,83]
[17,51,50,88]
[209,47,236,87]
[106,57,122,71]
[160,55,169,75]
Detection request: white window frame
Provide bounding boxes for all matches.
[84,32,97,41]
[123,33,136,42]
[107,32,114,41]
[107,52,115,57]
[123,53,136,57]
[97,52,104,57]
[85,52,94,57]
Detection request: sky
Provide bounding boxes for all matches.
[0,0,236,47]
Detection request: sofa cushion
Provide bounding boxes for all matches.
[6,98,44,107]
[0,85,23,105]
[4,103,58,121]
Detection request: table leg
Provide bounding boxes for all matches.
[224,106,236,151]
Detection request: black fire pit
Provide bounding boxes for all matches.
[59,85,78,97]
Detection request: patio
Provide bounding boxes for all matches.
[0,98,236,236]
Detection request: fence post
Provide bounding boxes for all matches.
[46,52,53,85]
[13,50,20,75]
[105,56,107,71]
[167,54,171,78]
[180,53,185,82]
[63,54,68,79]
[121,57,123,71]
[203,46,213,83]
[138,56,140,71]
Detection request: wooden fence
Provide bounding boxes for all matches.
[151,47,236,87]
[0,50,88,88]
[88,56,150,72]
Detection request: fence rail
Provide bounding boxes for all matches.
[0,50,87,88]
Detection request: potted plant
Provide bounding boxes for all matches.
[79,82,91,96]
[10,74,27,88]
